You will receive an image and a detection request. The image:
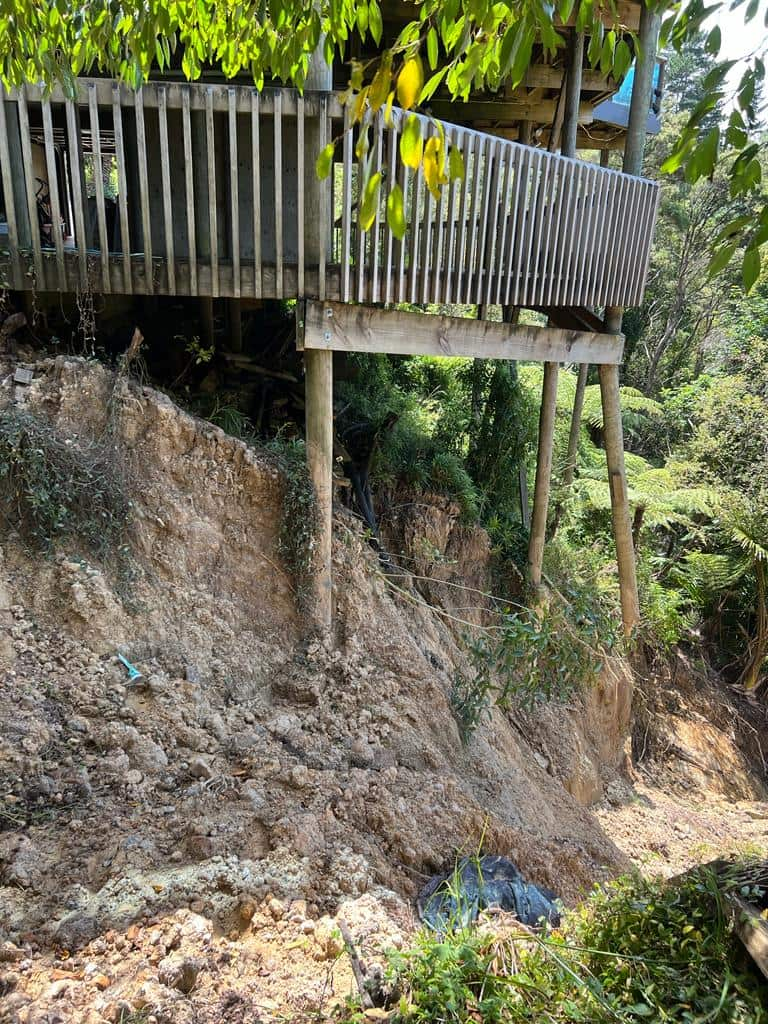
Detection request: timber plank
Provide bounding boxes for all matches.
[303,300,624,364]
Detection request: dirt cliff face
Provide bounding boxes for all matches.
[0,357,637,1021]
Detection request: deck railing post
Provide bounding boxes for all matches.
[303,39,335,637]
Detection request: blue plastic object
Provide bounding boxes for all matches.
[117,653,143,682]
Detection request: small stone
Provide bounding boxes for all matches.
[189,757,214,780]
[267,897,284,921]
[157,955,201,994]
[289,765,310,789]
[125,769,143,786]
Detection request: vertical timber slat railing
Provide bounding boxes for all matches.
[0,79,658,309]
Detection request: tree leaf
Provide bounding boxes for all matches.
[400,113,423,168]
[396,55,424,110]
[707,240,737,277]
[360,171,382,231]
[427,27,438,71]
[315,141,335,180]
[684,126,719,184]
[369,60,392,112]
[743,247,761,293]
[613,39,632,81]
[423,136,443,199]
[386,182,406,239]
[449,145,464,181]
[356,3,368,38]
[368,0,383,45]
[420,66,448,103]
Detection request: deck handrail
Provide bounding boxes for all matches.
[0,78,659,309]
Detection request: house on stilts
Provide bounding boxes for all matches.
[0,0,663,635]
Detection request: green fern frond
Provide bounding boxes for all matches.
[581,385,663,430]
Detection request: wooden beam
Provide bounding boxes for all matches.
[731,897,768,981]
[521,66,614,92]
[303,300,624,364]
[429,98,594,125]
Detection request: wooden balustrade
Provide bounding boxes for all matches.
[0,78,659,310]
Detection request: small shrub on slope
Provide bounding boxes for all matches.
[0,407,131,559]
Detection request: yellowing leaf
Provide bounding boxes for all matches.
[360,171,382,231]
[384,89,395,126]
[449,145,464,181]
[400,114,423,168]
[369,61,391,112]
[315,142,335,180]
[352,86,369,124]
[386,183,406,239]
[423,136,443,199]
[397,55,424,110]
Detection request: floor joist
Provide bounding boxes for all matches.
[301,300,625,365]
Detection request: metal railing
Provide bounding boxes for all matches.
[0,78,659,309]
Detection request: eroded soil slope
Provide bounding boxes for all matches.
[1,356,766,1022]
[1,356,635,1022]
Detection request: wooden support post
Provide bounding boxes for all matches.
[228,298,243,353]
[599,356,640,637]
[562,361,588,489]
[199,297,214,347]
[502,305,530,529]
[623,2,662,178]
[305,346,334,634]
[558,30,589,511]
[561,32,585,159]
[528,361,559,592]
[303,34,334,636]
[600,0,659,638]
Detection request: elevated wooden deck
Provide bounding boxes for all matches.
[0,79,659,311]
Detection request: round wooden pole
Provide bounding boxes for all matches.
[599,359,640,637]
[561,31,585,160]
[528,361,559,592]
[305,347,333,634]
[600,0,659,638]
[562,361,589,489]
[303,36,334,637]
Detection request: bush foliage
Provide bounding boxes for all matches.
[341,866,768,1023]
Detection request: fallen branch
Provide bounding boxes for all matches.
[338,920,373,1010]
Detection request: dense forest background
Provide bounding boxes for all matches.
[332,40,768,701]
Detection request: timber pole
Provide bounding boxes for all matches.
[601,0,661,638]
[304,36,334,635]
[561,31,585,160]
[560,30,589,503]
[562,361,588,490]
[599,333,640,637]
[527,361,559,592]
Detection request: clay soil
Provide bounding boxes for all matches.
[0,356,766,1024]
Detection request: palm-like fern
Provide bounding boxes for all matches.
[677,499,768,690]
